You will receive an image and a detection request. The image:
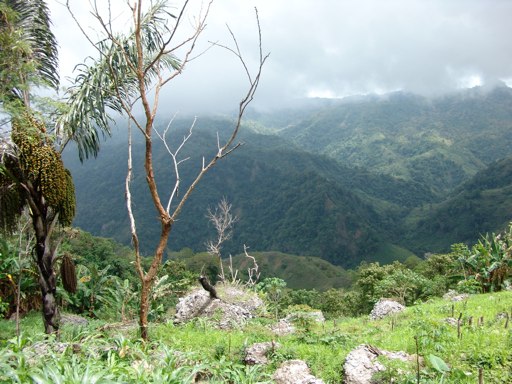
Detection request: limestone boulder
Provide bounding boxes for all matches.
[273,359,324,384]
[270,319,296,336]
[369,299,405,320]
[343,344,421,384]
[174,284,264,329]
[244,341,280,365]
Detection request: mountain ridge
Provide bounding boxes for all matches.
[63,85,512,267]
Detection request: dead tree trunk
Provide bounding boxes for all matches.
[139,279,150,340]
[199,275,219,299]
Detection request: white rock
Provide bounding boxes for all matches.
[273,360,324,384]
[369,299,405,320]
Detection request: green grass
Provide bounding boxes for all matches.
[1,291,511,383]
[365,242,418,265]
[228,251,355,290]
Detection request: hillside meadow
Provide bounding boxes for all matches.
[0,290,511,383]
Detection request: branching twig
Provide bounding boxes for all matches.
[244,245,260,286]
[153,114,197,213]
[206,198,238,281]
[170,7,268,223]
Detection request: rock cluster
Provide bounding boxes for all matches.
[369,299,405,320]
[173,284,264,329]
[173,287,424,383]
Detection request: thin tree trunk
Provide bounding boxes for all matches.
[138,222,171,340]
[139,279,150,340]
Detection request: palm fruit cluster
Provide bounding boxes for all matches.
[60,253,77,294]
[0,160,24,233]
[1,112,75,229]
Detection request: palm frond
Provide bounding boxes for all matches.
[4,0,59,90]
[59,2,181,161]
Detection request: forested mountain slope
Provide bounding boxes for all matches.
[64,86,512,267]
[268,85,512,197]
[405,155,512,254]
[64,121,422,268]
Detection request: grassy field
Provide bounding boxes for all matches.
[1,291,511,383]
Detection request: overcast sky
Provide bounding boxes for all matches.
[49,0,512,114]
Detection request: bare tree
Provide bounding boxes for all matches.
[206,197,238,282]
[243,245,260,287]
[225,244,260,286]
[64,0,267,340]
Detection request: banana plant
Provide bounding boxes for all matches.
[62,264,116,317]
[457,224,512,292]
[100,278,138,322]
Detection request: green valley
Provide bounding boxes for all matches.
[64,85,512,267]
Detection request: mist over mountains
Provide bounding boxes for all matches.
[64,85,512,268]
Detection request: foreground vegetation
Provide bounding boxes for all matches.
[0,291,511,383]
[1,220,511,382]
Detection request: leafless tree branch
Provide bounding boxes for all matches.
[244,245,260,287]
[170,8,268,223]
[206,198,238,281]
[153,114,197,213]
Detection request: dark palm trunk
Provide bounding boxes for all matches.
[34,233,59,334]
[29,185,60,335]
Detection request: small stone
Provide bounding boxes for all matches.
[270,319,296,336]
[443,290,469,302]
[445,317,459,326]
[61,313,89,327]
[244,341,280,365]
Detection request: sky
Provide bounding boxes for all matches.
[48,0,512,114]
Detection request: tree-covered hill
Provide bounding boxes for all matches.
[170,248,355,290]
[64,119,427,268]
[404,155,512,254]
[63,85,512,267]
[271,85,512,197]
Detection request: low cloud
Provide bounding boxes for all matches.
[51,0,512,113]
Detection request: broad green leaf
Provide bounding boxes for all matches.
[428,354,450,373]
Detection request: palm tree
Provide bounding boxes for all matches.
[0,0,108,334]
